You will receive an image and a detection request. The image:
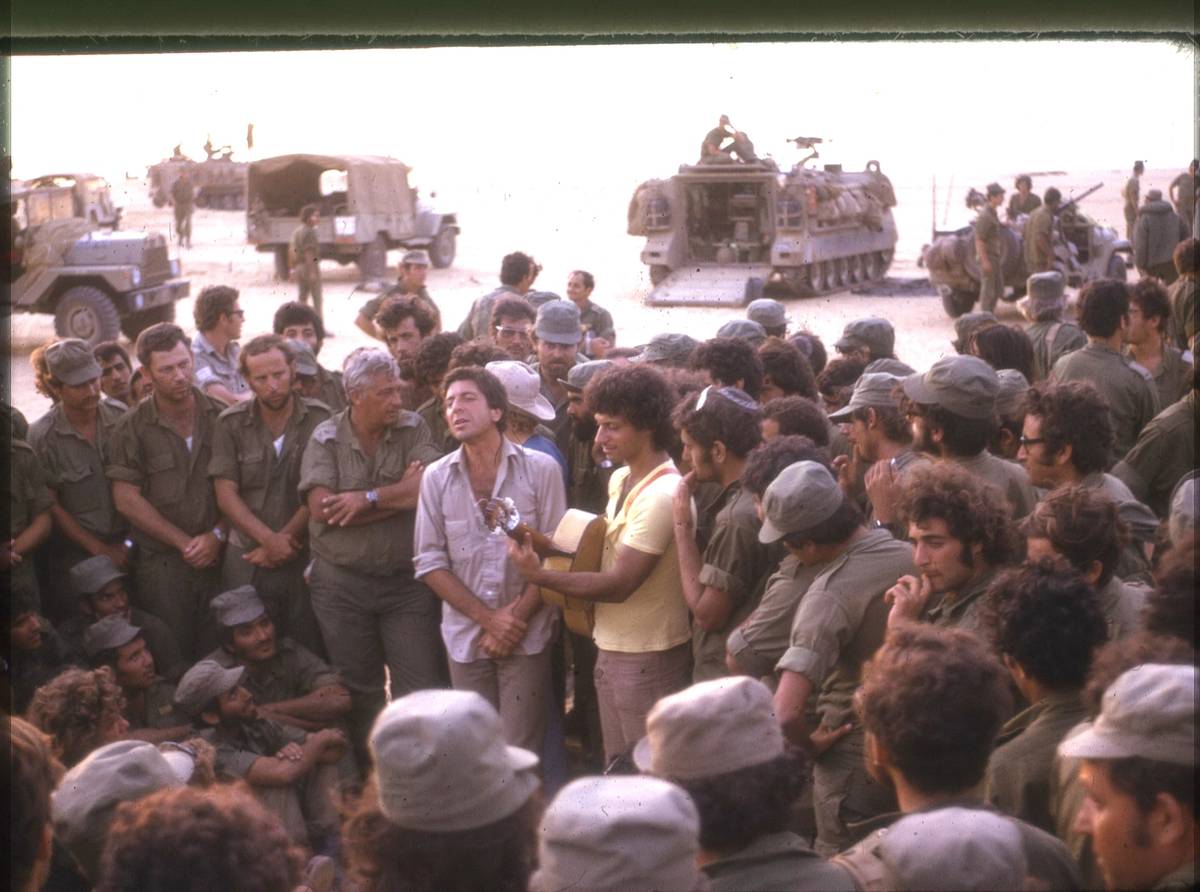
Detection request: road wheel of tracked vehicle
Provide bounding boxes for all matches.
[120,302,176,341]
[274,246,290,282]
[1106,253,1128,281]
[862,252,880,281]
[940,286,977,319]
[194,193,209,209]
[834,257,850,289]
[877,249,895,276]
[849,254,865,284]
[430,227,457,269]
[55,286,121,348]
[650,264,671,286]
[809,262,828,293]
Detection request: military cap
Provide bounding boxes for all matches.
[994,369,1030,418]
[529,776,702,892]
[534,300,583,345]
[82,615,141,658]
[634,676,784,780]
[370,690,539,832]
[952,311,999,352]
[70,554,126,597]
[174,660,245,717]
[632,333,700,366]
[986,182,1006,197]
[716,318,767,346]
[401,249,431,266]
[902,355,998,419]
[1059,664,1196,765]
[210,585,267,628]
[827,372,902,422]
[863,357,916,377]
[561,359,614,391]
[879,808,1027,892]
[1027,271,1066,308]
[835,317,895,358]
[285,338,320,376]
[759,461,845,544]
[52,740,182,881]
[746,297,789,330]
[45,338,103,386]
[527,290,564,310]
[1146,188,1164,202]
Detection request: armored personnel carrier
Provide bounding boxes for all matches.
[922,182,1131,317]
[148,147,249,210]
[629,139,899,307]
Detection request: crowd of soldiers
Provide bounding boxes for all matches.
[6,231,1198,892]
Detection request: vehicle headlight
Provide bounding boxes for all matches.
[169,259,180,277]
[131,268,142,286]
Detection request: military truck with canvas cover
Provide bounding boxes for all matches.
[629,154,898,307]
[23,173,122,228]
[6,183,189,347]
[245,154,460,281]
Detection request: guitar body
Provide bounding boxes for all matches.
[539,509,606,637]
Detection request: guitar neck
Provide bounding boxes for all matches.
[506,522,565,559]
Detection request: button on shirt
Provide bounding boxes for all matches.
[414,437,566,663]
[192,331,249,399]
[298,408,441,576]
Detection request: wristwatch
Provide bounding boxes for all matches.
[365,489,380,509]
[211,526,227,543]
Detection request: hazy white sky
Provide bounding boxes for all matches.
[11,40,1196,191]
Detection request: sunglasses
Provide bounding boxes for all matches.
[695,384,760,412]
[1018,435,1046,447]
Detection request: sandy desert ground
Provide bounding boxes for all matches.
[6,165,1181,423]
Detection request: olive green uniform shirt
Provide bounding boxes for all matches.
[985,691,1088,835]
[974,205,1003,260]
[949,451,1039,519]
[205,638,340,706]
[7,440,54,598]
[28,399,128,540]
[577,300,616,345]
[1009,192,1042,219]
[298,408,440,575]
[1096,575,1148,641]
[290,223,320,281]
[777,529,915,728]
[726,554,826,680]
[1026,320,1087,382]
[208,396,332,550]
[1167,274,1196,350]
[1112,392,1197,517]
[530,360,576,458]
[703,831,856,892]
[203,715,306,780]
[1050,342,1160,464]
[125,677,182,731]
[416,396,456,455]
[106,388,225,555]
[1023,203,1056,273]
[691,481,777,682]
[1077,471,1157,583]
[1125,344,1193,411]
[316,366,347,414]
[457,284,522,340]
[566,427,611,514]
[925,567,998,638]
[61,608,186,682]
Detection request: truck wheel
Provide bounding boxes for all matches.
[356,234,388,280]
[120,303,176,341]
[940,286,976,318]
[274,247,290,282]
[649,265,671,286]
[429,227,457,268]
[1106,253,1128,281]
[55,286,121,348]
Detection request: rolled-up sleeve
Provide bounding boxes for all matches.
[775,586,849,688]
[413,462,451,579]
[297,431,338,497]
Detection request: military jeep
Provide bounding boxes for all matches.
[23,173,122,229]
[6,184,189,346]
[246,154,459,281]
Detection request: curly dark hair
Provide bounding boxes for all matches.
[815,356,867,407]
[499,252,536,287]
[1143,557,1197,647]
[1023,381,1114,475]
[971,324,1035,383]
[490,295,536,329]
[414,333,465,390]
[1077,279,1130,339]
[10,716,64,892]
[449,339,510,371]
[984,558,1108,688]
[272,300,326,344]
[135,323,190,369]
[691,337,764,400]
[761,397,831,446]
[25,666,126,767]
[758,337,817,399]
[898,463,1021,566]
[443,366,509,434]
[858,624,1012,795]
[1082,630,1197,718]
[789,329,827,375]
[741,435,830,498]
[1022,485,1129,587]
[672,389,762,459]
[585,364,676,452]
[1130,278,1172,335]
[341,777,538,892]
[93,340,131,368]
[375,294,436,337]
[192,285,239,332]
[1174,237,1198,275]
[675,750,808,852]
[96,785,303,892]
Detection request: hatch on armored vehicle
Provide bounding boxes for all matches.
[629,141,899,307]
[245,153,459,283]
[922,181,1132,317]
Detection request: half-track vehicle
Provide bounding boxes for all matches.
[922,182,1132,317]
[246,153,459,282]
[148,147,248,210]
[6,183,189,347]
[23,173,122,228]
[628,138,899,307]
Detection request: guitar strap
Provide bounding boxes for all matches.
[613,463,677,524]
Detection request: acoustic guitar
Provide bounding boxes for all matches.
[478,497,606,637]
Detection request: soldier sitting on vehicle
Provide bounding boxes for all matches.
[699,115,735,163]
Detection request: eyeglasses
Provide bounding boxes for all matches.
[695,384,760,412]
[229,309,245,318]
[1018,435,1046,447]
